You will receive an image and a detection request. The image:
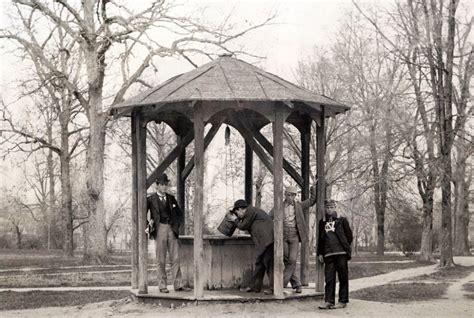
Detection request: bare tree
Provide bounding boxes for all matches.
[353,0,469,266]
[2,0,274,263]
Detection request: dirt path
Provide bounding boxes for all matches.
[2,257,473,317]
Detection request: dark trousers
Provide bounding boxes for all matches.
[252,243,274,291]
[324,254,349,304]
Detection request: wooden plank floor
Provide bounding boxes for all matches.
[131,286,323,307]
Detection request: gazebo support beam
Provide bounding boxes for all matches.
[146,128,194,188]
[182,120,224,181]
[193,104,205,299]
[136,114,148,294]
[131,114,138,289]
[177,133,186,235]
[315,108,326,292]
[245,142,253,205]
[300,122,311,286]
[273,108,286,299]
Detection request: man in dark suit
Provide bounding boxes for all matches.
[147,173,190,293]
[228,199,274,295]
[317,199,353,309]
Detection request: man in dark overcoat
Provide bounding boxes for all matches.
[229,199,274,295]
[317,199,353,309]
[147,173,190,293]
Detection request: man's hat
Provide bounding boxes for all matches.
[324,199,336,208]
[232,199,248,211]
[285,186,299,194]
[156,173,170,185]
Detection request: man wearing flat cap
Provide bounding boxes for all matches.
[228,199,274,295]
[147,173,190,293]
[270,185,316,293]
[317,199,353,309]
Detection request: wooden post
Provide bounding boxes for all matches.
[300,122,311,286]
[315,107,326,292]
[177,133,186,235]
[193,104,205,299]
[273,108,285,299]
[131,114,139,289]
[136,114,148,294]
[245,142,253,205]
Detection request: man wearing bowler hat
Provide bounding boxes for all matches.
[270,185,316,294]
[317,199,353,309]
[146,173,191,293]
[228,199,274,295]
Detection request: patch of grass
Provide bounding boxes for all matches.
[409,265,474,282]
[0,290,130,311]
[306,260,434,281]
[349,261,434,280]
[351,253,414,262]
[351,282,449,303]
[0,269,166,288]
[0,250,131,269]
[462,282,474,292]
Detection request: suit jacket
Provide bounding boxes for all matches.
[317,216,353,260]
[269,189,316,243]
[235,206,274,256]
[147,193,183,240]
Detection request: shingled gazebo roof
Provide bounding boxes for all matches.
[110,55,348,118]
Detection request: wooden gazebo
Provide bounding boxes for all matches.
[110,55,349,300]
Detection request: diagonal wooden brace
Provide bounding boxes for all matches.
[146,128,194,189]
[233,116,304,187]
[181,118,225,181]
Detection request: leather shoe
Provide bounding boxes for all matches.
[175,286,192,292]
[318,302,335,310]
[263,289,273,295]
[159,288,169,293]
[240,287,261,293]
[295,286,302,293]
[335,302,347,309]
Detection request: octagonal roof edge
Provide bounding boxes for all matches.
[110,55,350,118]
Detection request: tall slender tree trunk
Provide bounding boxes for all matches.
[46,128,55,251]
[60,122,73,256]
[453,148,471,255]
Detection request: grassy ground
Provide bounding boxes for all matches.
[351,264,474,303]
[0,249,130,268]
[0,250,439,310]
[1,250,430,288]
[0,290,130,311]
[350,282,449,303]
[306,259,433,281]
[412,265,474,282]
[462,282,474,300]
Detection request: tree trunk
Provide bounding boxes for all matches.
[82,0,109,263]
[47,141,55,251]
[60,125,73,257]
[83,114,109,263]
[453,164,471,255]
[419,196,434,261]
[254,163,265,208]
[14,225,22,249]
